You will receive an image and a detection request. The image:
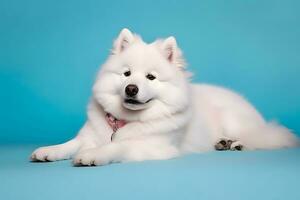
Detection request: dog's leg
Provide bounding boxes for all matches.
[30,122,99,162]
[30,138,81,162]
[73,140,179,166]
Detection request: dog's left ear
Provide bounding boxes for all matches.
[112,28,135,54]
[161,37,186,68]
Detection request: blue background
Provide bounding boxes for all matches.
[1,145,300,200]
[1,0,300,144]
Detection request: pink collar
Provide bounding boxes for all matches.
[105,113,127,141]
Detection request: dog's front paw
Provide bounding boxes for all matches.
[73,147,115,167]
[73,150,98,166]
[31,146,70,162]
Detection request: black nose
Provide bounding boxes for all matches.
[125,84,139,97]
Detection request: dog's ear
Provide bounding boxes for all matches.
[112,28,134,54]
[161,37,186,68]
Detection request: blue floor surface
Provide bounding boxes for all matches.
[1,145,300,200]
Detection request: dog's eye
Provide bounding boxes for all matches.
[123,70,131,77]
[146,74,156,80]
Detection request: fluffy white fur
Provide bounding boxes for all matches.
[31,28,299,166]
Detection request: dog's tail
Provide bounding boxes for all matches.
[242,122,299,150]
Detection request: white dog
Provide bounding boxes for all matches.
[31,28,299,166]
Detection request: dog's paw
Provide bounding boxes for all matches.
[73,150,98,166]
[73,148,114,167]
[214,138,233,151]
[30,146,70,162]
[230,141,244,151]
[214,139,244,151]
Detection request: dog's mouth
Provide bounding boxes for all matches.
[124,98,152,105]
[123,98,153,110]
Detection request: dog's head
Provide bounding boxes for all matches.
[93,28,191,121]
